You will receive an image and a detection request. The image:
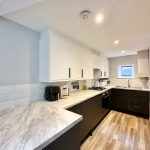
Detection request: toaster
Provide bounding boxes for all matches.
[60,85,70,99]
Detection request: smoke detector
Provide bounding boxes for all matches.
[80,10,91,20]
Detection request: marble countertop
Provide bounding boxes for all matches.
[0,102,82,150]
[0,85,149,150]
[0,87,113,150]
[113,86,150,91]
[48,85,150,110]
[48,86,113,109]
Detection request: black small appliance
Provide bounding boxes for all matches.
[44,86,60,101]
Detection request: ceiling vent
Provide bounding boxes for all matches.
[80,10,91,20]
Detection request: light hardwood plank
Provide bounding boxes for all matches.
[81,111,150,150]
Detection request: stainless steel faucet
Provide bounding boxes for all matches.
[128,79,131,88]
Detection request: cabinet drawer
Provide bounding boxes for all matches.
[129,90,149,99]
[129,99,149,115]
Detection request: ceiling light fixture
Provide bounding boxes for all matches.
[122,50,126,54]
[114,40,119,45]
[95,13,104,24]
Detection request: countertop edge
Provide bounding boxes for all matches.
[113,86,150,92]
[63,88,112,109]
[35,113,83,150]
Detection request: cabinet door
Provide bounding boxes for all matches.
[137,50,150,77]
[110,89,128,111]
[74,95,102,143]
[44,124,80,150]
[99,57,104,78]
[90,95,102,128]
[104,58,109,78]
[74,101,91,143]
[128,90,149,115]
[81,49,93,79]
[69,43,82,80]
[100,56,109,78]
[92,53,100,69]
[50,31,70,81]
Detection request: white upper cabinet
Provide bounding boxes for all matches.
[50,31,70,81]
[39,29,70,82]
[81,47,93,80]
[99,56,109,78]
[69,42,82,80]
[104,58,109,78]
[92,52,100,69]
[137,49,150,77]
[39,28,94,82]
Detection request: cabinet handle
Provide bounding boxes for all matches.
[133,100,140,103]
[134,95,143,98]
[133,105,140,109]
[81,69,84,78]
[101,70,102,77]
[104,71,106,77]
[69,68,71,78]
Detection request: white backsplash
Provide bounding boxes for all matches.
[0,84,44,111]
[0,80,95,111]
[110,78,150,89]
[1,77,149,111]
[41,79,95,93]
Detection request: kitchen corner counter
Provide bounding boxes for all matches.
[1,85,148,150]
[0,87,113,150]
[0,102,82,150]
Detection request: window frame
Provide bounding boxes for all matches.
[118,64,134,79]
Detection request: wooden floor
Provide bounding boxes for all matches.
[81,111,150,150]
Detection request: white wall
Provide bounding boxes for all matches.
[108,55,137,78]
[0,18,96,110]
[108,55,149,88]
[0,17,40,86]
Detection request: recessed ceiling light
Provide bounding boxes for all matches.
[95,13,104,24]
[122,50,126,54]
[114,40,119,45]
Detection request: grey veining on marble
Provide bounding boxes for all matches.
[1,85,149,150]
[0,102,82,150]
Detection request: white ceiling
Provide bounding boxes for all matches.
[0,0,45,15]
[3,0,150,57]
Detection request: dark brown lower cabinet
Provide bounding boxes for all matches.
[128,90,149,115]
[90,95,103,129]
[74,100,92,143]
[41,89,149,150]
[43,124,80,150]
[110,88,149,117]
[110,89,128,111]
[67,94,103,143]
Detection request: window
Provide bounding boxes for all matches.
[118,65,134,78]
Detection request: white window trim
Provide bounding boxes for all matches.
[118,64,134,79]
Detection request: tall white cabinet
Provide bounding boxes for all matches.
[39,29,93,82]
[137,49,150,77]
